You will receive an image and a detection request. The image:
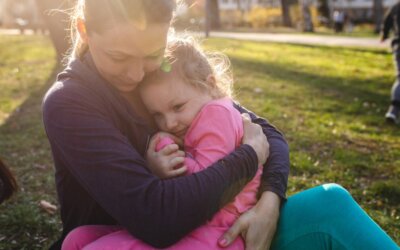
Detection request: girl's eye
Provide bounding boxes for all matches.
[173,103,184,112]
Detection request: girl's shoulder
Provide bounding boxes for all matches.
[202,97,237,113]
[194,97,241,124]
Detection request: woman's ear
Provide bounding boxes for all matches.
[77,18,88,43]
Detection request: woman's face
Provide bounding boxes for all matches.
[86,22,170,93]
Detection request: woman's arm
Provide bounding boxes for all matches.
[43,83,265,248]
[234,103,290,200]
[222,103,289,249]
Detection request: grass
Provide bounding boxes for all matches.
[0,34,399,249]
[0,35,59,249]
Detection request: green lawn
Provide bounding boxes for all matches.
[0,35,399,249]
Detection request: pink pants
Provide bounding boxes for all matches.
[62,224,244,250]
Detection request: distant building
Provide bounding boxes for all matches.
[217,0,397,23]
[329,0,397,22]
[218,0,281,10]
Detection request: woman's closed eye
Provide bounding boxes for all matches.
[110,56,129,62]
[106,51,129,62]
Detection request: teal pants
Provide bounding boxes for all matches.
[271,184,399,250]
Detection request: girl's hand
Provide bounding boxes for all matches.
[218,191,281,250]
[241,114,269,165]
[146,133,187,179]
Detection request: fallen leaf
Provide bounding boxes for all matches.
[39,200,57,214]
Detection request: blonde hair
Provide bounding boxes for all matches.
[68,0,177,62]
[155,35,234,99]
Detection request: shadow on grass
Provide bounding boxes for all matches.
[0,64,62,250]
[230,55,390,110]
[1,64,60,133]
[282,42,390,55]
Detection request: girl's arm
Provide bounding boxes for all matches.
[43,83,264,248]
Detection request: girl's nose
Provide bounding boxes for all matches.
[165,115,178,131]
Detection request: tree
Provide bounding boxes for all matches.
[208,0,221,29]
[373,0,384,33]
[317,0,330,26]
[300,0,314,32]
[281,0,292,27]
[35,0,75,63]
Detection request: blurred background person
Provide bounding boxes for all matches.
[381,1,400,124]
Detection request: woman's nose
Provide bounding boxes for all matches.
[126,60,145,83]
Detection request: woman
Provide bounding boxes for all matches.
[43,0,285,249]
[43,0,398,249]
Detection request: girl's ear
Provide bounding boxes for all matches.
[206,74,216,86]
[77,18,88,43]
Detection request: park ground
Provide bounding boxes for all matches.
[0,34,399,249]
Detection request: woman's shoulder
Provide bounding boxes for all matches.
[43,55,106,108]
[42,76,107,125]
[43,78,92,109]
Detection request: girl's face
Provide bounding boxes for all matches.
[140,70,213,139]
[86,22,169,93]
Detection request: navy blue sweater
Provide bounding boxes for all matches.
[43,54,289,249]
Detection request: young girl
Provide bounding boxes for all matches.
[62,36,263,250]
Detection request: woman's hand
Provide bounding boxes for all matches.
[219,191,281,250]
[146,132,187,179]
[241,114,269,165]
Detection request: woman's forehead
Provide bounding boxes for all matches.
[91,22,169,56]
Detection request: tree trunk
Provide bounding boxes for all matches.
[205,0,210,37]
[317,0,330,26]
[373,0,384,33]
[208,0,221,29]
[300,0,314,32]
[35,0,75,63]
[281,0,292,27]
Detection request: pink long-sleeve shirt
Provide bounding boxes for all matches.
[166,97,262,249]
